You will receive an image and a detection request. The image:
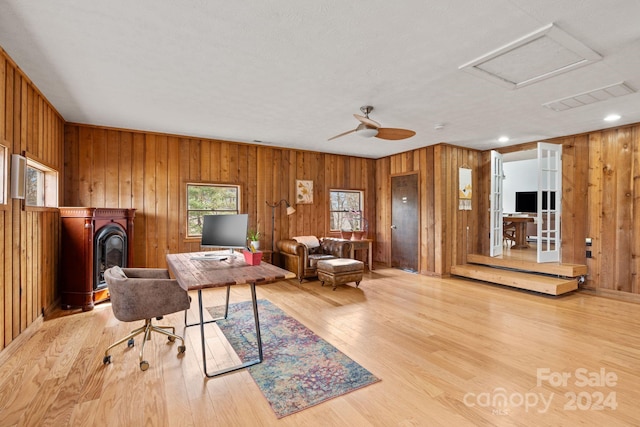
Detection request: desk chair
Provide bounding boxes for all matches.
[103,266,190,371]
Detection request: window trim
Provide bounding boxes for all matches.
[24,155,59,209]
[185,182,242,240]
[329,188,364,232]
[0,143,7,207]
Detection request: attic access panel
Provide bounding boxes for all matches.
[459,23,602,89]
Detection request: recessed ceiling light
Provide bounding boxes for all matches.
[604,114,621,122]
[498,136,509,143]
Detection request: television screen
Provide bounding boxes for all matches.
[515,191,555,213]
[201,214,249,249]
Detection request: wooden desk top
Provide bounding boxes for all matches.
[503,216,534,223]
[166,252,295,291]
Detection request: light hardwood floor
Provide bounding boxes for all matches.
[1,266,639,426]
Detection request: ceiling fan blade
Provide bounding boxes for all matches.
[375,128,416,140]
[328,128,357,141]
[353,114,381,128]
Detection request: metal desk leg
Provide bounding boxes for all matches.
[185,284,231,327]
[194,284,264,378]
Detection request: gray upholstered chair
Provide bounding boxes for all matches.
[102,266,191,371]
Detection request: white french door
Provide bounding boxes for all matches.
[489,150,504,257]
[537,142,562,263]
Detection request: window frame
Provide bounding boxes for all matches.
[185,182,242,239]
[0,143,7,207]
[329,189,364,232]
[24,156,58,209]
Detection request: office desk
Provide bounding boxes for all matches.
[503,216,534,249]
[166,252,295,378]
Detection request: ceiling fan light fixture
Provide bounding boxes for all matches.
[356,123,378,138]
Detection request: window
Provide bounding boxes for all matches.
[186,183,241,237]
[329,189,364,231]
[25,158,58,207]
[0,144,6,204]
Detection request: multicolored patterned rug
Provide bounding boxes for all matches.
[207,299,380,418]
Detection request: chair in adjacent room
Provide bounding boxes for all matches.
[103,266,191,371]
[503,220,517,247]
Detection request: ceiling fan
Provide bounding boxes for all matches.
[328,106,416,141]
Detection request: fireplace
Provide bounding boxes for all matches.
[94,223,128,291]
[60,208,135,311]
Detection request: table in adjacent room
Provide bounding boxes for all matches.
[166,251,295,378]
[503,216,534,249]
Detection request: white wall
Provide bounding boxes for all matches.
[503,158,537,213]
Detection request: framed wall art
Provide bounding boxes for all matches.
[296,180,313,204]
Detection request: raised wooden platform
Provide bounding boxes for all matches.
[451,254,586,296]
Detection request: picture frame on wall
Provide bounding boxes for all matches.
[296,180,313,204]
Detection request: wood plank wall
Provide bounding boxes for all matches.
[63,124,377,270]
[0,47,64,351]
[375,144,482,275]
[484,124,640,295]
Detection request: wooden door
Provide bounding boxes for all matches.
[391,173,419,271]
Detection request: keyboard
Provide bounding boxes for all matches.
[189,255,228,261]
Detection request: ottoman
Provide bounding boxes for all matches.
[317,258,364,290]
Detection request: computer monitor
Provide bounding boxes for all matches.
[515,191,556,213]
[200,214,249,251]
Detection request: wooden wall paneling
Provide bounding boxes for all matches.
[18,77,27,335]
[600,130,618,290]
[63,125,78,204]
[1,209,5,350]
[443,146,455,274]
[155,135,169,268]
[432,145,444,275]
[632,126,640,294]
[200,139,210,182]
[0,48,63,349]
[451,147,462,268]
[118,132,133,209]
[313,152,325,237]
[0,58,5,138]
[365,157,376,243]
[560,136,576,262]
[4,64,12,142]
[257,147,272,250]
[374,157,389,265]
[615,128,633,293]
[417,149,428,274]
[105,130,120,208]
[571,135,590,265]
[144,134,158,267]
[254,146,267,250]
[91,129,107,207]
[166,137,180,256]
[78,127,93,206]
[131,133,146,266]
[586,132,602,289]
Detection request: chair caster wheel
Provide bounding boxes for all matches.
[103,355,112,365]
[178,345,186,355]
[168,336,176,343]
[140,361,150,371]
[127,338,134,348]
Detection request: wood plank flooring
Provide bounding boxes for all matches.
[1,266,639,426]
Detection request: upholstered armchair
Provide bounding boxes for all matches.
[277,236,352,282]
[103,266,191,371]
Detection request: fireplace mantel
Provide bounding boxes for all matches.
[59,207,136,311]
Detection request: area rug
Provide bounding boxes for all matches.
[207,299,380,418]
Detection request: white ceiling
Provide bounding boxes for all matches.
[1,0,639,159]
